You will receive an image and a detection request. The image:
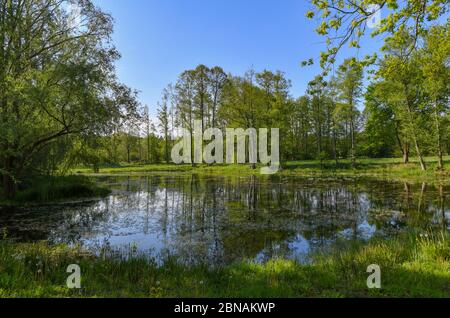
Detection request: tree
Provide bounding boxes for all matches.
[307,76,328,159]
[220,69,264,131]
[363,82,398,158]
[123,123,141,163]
[142,105,151,163]
[377,31,429,170]
[75,136,109,173]
[158,87,171,163]
[192,65,211,133]
[208,67,227,128]
[174,70,196,165]
[256,70,292,163]
[335,58,364,167]
[420,24,449,170]
[292,96,312,159]
[306,0,448,69]
[0,0,139,198]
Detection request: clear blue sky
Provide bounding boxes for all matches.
[93,0,383,116]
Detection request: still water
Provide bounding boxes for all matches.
[1,175,448,265]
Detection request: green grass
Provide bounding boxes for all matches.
[0,176,111,205]
[72,156,450,184]
[0,231,448,298]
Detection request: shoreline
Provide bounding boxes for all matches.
[0,231,448,298]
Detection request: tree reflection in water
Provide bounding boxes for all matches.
[0,175,448,265]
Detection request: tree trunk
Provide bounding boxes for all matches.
[437,146,444,171]
[2,157,17,199]
[332,119,338,165]
[304,131,308,159]
[190,131,195,167]
[2,175,16,199]
[434,103,444,170]
[395,121,409,164]
[403,145,410,164]
[405,99,426,171]
[412,135,427,171]
[147,135,150,163]
[138,139,142,162]
[165,131,169,163]
[349,106,356,168]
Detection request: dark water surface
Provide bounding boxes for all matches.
[1,175,448,265]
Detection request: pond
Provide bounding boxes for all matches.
[0,175,448,265]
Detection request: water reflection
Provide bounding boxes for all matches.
[0,175,448,265]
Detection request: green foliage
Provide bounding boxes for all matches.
[2,176,110,204]
[362,83,398,158]
[306,0,448,69]
[0,0,140,198]
[19,176,110,203]
[305,1,449,170]
[1,1,448,200]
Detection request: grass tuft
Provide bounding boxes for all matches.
[0,231,448,298]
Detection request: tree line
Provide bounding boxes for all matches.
[93,25,449,171]
[0,0,448,199]
[0,0,140,198]
[150,26,447,168]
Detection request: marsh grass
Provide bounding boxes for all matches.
[0,231,448,298]
[1,176,111,205]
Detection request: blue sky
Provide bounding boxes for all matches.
[93,0,383,116]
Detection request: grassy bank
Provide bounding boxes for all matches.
[0,231,448,298]
[0,176,110,206]
[73,156,450,184]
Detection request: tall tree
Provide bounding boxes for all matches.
[174,70,196,165]
[208,66,227,128]
[143,105,152,163]
[307,76,328,159]
[158,88,171,163]
[378,31,428,170]
[292,96,312,159]
[192,65,210,133]
[326,77,340,164]
[0,0,139,198]
[363,82,398,159]
[335,58,364,167]
[420,24,449,170]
